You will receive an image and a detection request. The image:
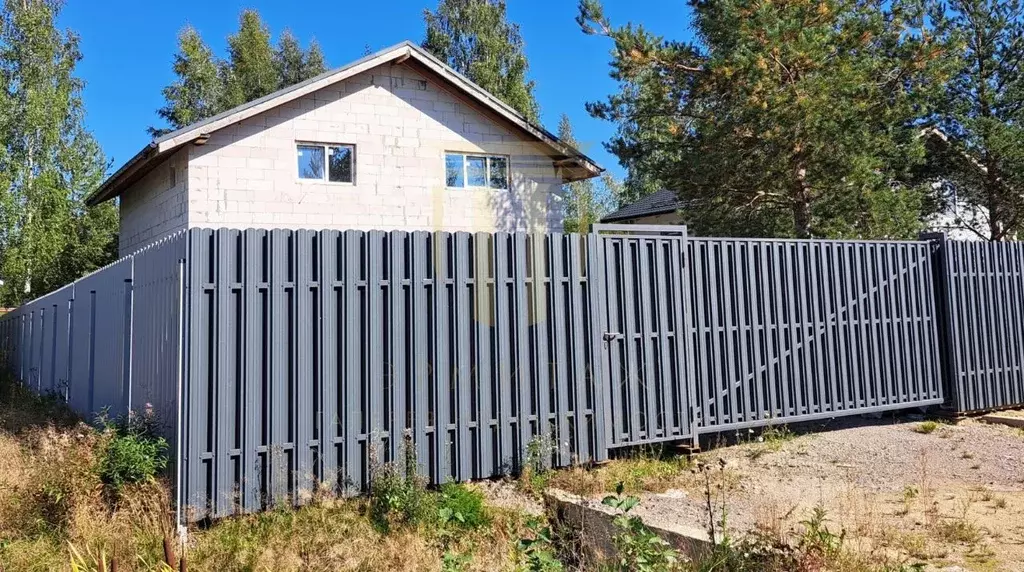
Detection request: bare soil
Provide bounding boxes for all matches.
[627,416,1024,571]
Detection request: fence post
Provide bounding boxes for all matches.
[122,274,135,417]
[919,232,954,410]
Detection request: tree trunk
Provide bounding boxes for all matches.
[791,154,812,238]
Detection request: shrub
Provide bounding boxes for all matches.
[437,483,490,531]
[99,431,168,493]
[913,421,939,434]
[368,462,435,532]
[602,482,681,572]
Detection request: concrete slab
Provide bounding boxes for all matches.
[979,411,1024,429]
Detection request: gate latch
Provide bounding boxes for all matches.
[603,332,623,342]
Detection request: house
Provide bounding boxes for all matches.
[601,189,685,225]
[86,41,603,257]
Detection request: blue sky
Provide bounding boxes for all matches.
[59,0,694,180]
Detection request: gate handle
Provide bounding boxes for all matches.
[603,332,623,342]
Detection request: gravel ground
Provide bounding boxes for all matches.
[629,415,1024,571]
[476,414,1024,570]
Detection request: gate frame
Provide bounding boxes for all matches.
[590,224,700,449]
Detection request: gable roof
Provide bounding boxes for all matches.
[86,40,603,206]
[602,189,685,222]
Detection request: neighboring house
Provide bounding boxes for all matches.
[87,41,602,257]
[601,189,684,225]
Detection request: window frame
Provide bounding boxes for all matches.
[295,142,356,185]
[444,152,510,191]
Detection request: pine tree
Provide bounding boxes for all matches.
[423,0,540,122]
[151,11,329,136]
[578,0,953,239]
[0,0,115,304]
[928,0,1024,240]
[149,26,221,136]
[558,114,607,232]
[220,9,277,109]
[275,30,326,89]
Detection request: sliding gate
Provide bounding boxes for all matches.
[592,225,697,448]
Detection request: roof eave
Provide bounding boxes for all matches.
[84,141,159,206]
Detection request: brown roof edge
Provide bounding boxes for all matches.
[85,142,159,206]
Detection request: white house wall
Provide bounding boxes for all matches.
[184,63,565,235]
[118,148,189,257]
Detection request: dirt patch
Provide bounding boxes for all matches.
[625,416,1024,571]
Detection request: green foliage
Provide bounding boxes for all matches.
[518,518,565,572]
[150,9,327,135]
[913,421,940,434]
[559,114,614,232]
[0,0,117,306]
[368,462,436,532]
[96,409,169,494]
[602,482,681,572]
[797,505,844,560]
[437,482,490,531]
[275,29,326,90]
[926,0,1024,240]
[149,25,222,137]
[577,0,954,239]
[423,0,540,122]
[220,9,278,110]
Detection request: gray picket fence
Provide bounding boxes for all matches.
[688,238,946,432]
[5,224,1024,524]
[928,233,1024,412]
[182,228,610,519]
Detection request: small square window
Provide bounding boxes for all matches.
[297,143,354,183]
[445,154,465,187]
[297,145,325,180]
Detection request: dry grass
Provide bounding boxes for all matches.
[0,380,174,571]
[545,450,691,497]
[0,376,532,571]
[189,499,528,571]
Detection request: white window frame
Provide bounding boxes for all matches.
[444,152,510,190]
[296,142,356,185]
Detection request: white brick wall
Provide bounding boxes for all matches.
[185,64,565,234]
[119,148,188,256]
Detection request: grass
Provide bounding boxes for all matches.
[913,421,940,434]
[931,518,982,545]
[544,448,692,497]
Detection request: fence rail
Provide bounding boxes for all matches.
[5,224,1024,524]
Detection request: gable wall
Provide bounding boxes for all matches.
[184,63,566,234]
[118,148,189,257]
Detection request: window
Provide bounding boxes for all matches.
[297,143,354,183]
[445,153,509,190]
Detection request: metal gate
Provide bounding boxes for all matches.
[592,225,696,448]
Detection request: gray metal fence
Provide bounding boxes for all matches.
[592,225,696,448]
[8,223,1024,524]
[182,228,610,520]
[0,232,185,432]
[688,238,946,432]
[927,234,1024,412]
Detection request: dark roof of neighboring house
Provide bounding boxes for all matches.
[85,40,603,206]
[602,189,684,222]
